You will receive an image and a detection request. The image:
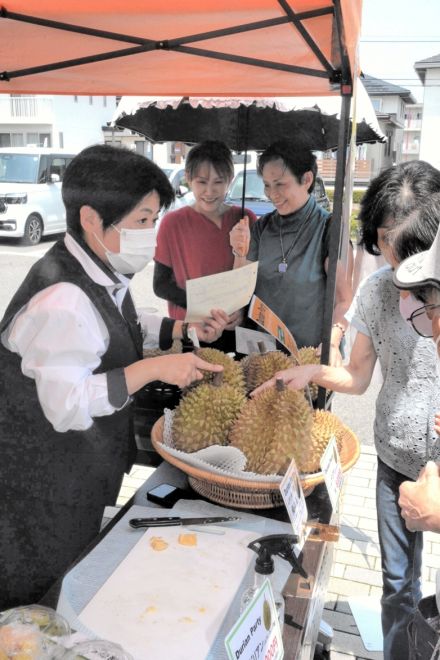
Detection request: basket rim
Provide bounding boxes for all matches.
[150,412,360,491]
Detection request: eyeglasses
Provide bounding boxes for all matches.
[408,304,440,338]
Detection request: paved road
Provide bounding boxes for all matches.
[0,236,378,447]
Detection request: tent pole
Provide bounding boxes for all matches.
[317,92,352,409]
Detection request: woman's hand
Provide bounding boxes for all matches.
[224,308,244,331]
[398,461,440,533]
[251,364,319,397]
[152,353,223,389]
[230,216,250,257]
[192,308,229,343]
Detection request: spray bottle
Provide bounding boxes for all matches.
[240,534,308,634]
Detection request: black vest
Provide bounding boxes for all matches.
[0,240,142,504]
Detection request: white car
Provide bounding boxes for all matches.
[0,147,76,245]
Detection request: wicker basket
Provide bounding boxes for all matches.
[151,413,360,509]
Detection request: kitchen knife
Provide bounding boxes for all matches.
[129,516,240,529]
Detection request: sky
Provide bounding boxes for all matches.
[359,0,440,103]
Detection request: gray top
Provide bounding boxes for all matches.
[247,195,330,348]
[346,265,440,480]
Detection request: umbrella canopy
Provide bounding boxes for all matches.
[114,93,384,152]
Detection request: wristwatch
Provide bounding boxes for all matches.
[181,322,193,346]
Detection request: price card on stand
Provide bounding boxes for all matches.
[320,435,344,513]
[224,579,284,660]
[279,458,308,547]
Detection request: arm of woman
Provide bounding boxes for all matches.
[251,330,377,397]
[4,285,227,433]
[153,260,187,308]
[323,257,353,365]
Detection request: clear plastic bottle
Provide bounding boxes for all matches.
[239,534,307,636]
[240,565,285,634]
[241,540,288,635]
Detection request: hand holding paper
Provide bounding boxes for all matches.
[185,262,258,323]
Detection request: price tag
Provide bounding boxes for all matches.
[320,435,343,512]
[224,579,284,660]
[279,458,308,545]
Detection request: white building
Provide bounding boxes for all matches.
[415,54,440,170]
[0,94,117,153]
[402,103,423,162]
[361,74,415,178]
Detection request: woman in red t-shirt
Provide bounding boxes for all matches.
[153,140,256,350]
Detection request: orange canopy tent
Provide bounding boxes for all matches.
[0,0,361,97]
[0,0,365,405]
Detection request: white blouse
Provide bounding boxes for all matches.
[1,234,163,433]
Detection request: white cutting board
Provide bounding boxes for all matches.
[78,526,256,660]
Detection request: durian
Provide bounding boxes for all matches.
[172,372,246,452]
[143,339,182,358]
[296,346,320,400]
[189,347,246,393]
[300,409,344,473]
[241,343,293,394]
[229,379,313,475]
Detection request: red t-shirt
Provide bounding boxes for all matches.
[155,205,257,319]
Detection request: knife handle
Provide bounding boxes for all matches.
[129,517,181,529]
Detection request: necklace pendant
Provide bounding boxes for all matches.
[278,262,288,273]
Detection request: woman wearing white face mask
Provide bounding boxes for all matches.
[252,164,440,660]
[394,206,440,534]
[0,144,229,609]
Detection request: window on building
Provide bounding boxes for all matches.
[26,133,39,146]
[59,132,64,148]
[103,96,107,107]
[74,96,78,103]
[11,134,24,147]
[0,134,11,147]
[89,96,93,105]
[39,134,51,147]
[371,98,382,111]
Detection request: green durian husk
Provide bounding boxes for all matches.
[241,351,293,394]
[229,386,313,475]
[172,382,246,452]
[228,388,274,472]
[296,346,320,400]
[143,339,182,358]
[189,347,246,394]
[301,409,344,473]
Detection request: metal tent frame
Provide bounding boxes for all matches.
[0,0,365,406]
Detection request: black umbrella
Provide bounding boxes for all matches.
[114,96,383,153]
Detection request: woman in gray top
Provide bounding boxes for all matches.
[230,140,352,362]
[253,161,440,660]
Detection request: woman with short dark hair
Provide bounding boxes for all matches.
[231,139,351,360]
[0,143,228,608]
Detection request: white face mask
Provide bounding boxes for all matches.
[96,225,156,274]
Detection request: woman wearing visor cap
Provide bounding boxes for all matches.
[393,197,440,534]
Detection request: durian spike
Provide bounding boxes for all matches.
[213,371,224,387]
[284,352,314,408]
[257,340,267,354]
[275,377,285,392]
